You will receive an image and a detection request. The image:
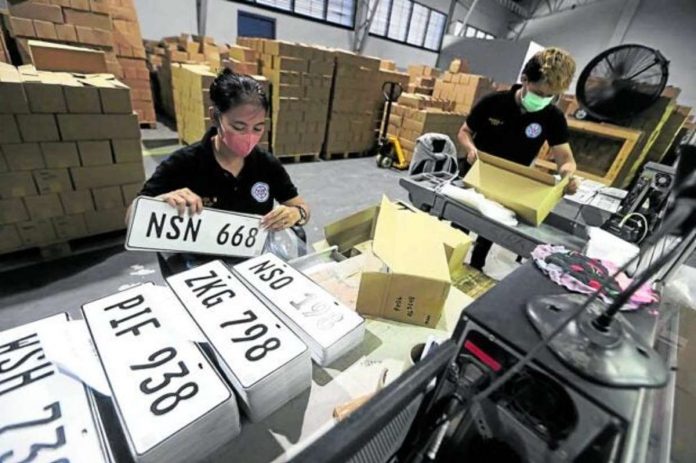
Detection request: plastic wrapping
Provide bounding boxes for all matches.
[263,228,308,261]
[409,133,459,177]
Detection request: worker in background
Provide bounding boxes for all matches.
[126,69,310,231]
[457,47,578,272]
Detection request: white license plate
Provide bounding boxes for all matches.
[126,196,268,258]
[0,314,108,463]
[233,253,365,352]
[82,283,234,456]
[166,260,308,389]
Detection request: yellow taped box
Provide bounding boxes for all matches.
[463,152,568,226]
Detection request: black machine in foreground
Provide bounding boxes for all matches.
[292,144,695,463]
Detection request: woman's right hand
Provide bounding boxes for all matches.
[158,188,203,215]
[466,145,479,165]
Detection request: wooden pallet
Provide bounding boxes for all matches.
[535,118,641,185]
[321,150,371,161]
[277,154,320,164]
[0,229,126,273]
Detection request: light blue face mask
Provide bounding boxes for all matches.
[521,89,554,112]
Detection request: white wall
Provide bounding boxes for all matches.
[134,0,198,39]
[517,0,696,107]
[439,37,533,83]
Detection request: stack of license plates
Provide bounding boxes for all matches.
[167,260,313,422]
[82,283,240,463]
[233,253,366,366]
[0,313,114,463]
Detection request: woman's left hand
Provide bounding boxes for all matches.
[261,206,300,231]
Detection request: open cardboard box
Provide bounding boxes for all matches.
[463,152,568,226]
[315,197,472,328]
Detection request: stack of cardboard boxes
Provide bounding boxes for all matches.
[150,34,228,121]
[0,63,144,256]
[324,50,382,156]
[103,0,155,124]
[224,43,261,75]
[241,38,334,158]
[2,0,122,76]
[0,25,8,63]
[433,59,495,115]
[170,62,269,149]
[407,64,439,96]
[387,98,465,162]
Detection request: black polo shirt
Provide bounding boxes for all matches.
[139,128,298,215]
[467,84,569,166]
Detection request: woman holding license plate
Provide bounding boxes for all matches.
[126,69,310,231]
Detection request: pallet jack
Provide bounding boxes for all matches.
[375,81,408,170]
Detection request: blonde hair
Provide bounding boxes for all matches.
[535,47,576,93]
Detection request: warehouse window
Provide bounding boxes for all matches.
[369,0,447,51]
[423,10,446,50]
[406,3,429,47]
[295,0,325,19]
[255,0,292,12]
[463,24,496,39]
[387,0,412,42]
[232,0,356,28]
[326,0,354,26]
[369,0,391,36]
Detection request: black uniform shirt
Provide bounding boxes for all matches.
[139,127,298,215]
[466,84,569,166]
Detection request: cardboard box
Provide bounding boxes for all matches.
[449,58,470,74]
[121,182,141,205]
[0,64,30,114]
[0,198,30,224]
[15,114,60,142]
[52,213,88,239]
[24,194,64,220]
[5,16,36,38]
[0,172,38,199]
[2,143,45,171]
[60,189,94,214]
[70,162,144,189]
[92,185,124,210]
[55,23,78,42]
[0,151,6,172]
[57,114,139,140]
[319,197,472,327]
[0,224,23,253]
[84,207,127,233]
[111,138,142,163]
[0,115,22,143]
[64,85,102,113]
[33,168,72,194]
[41,142,80,168]
[33,20,58,41]
[28,40,108,74]
[77,140,113,166]
[17,219,57,246]
[22,82,67,114]
[9,2,64,23]
[99,86,132,113]
[63,8,112,30]
[463,152,568,225]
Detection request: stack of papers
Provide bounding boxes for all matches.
[0,313,113,463]
[166,260,312,422]
[82,283,240,463]
[234,253,365,366]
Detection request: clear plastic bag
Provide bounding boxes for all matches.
[263,228,308,261]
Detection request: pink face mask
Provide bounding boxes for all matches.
[220,127,263,158]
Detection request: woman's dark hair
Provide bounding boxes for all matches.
[209,68,269,115]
